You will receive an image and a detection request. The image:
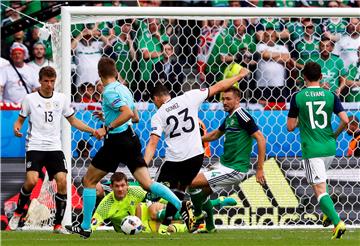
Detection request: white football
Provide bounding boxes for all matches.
[120,215,143,235]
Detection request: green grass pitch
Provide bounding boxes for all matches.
[2,229,360,246]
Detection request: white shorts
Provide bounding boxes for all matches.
[203,163,246,192]
[302,156,334,185]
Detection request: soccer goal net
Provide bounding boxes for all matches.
[36,7,360,230]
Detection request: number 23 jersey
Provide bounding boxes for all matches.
[151,89,209,161]
[20,91,74,151]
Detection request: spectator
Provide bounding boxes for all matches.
[285,18,303,43]
[211,0,229,7]
[106,19,135,87]
[347,115,360,157]
[255,16,290,43]
[27,42,54,78]
[1,2,23,27]
[255,27,290,110]
[345,47,360,102]
[229,1,241,7]
[297,0,326,7]
[227,19,257,60]
[71,24,109,87]
[0,42,39,103]
[93,79,104,102]
[79,82,96,103]
[322,1,348,42]
[24,27,53,61]
[197,19,228,88]
[293,18,320,65]
[152,42,185,97]
[137,18,166,101]
[274,0,296,7]
[2,31,30,61]
[311,37,347,95]
[333,18,360,69]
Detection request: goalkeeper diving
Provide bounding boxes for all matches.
[91,172,237,234]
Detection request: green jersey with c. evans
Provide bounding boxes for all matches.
[219,107,259,173]
[288,86,344,158]
[91,186,146,232]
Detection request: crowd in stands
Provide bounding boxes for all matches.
[1,0,359,107]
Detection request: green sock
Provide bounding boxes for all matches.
[174,211,182,220]
[157,208,182,221]
[319,193,340,226]
[202,198,215,231]
[157,209,166,221]
[210,198,220,207]
[189,189,207,217]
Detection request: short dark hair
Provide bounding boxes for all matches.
[224,86,241,99]
[98,57,117,79]
[39,66,57,80]
[302,62,322,82]
[151,83,170,99]
[110,172,128,185]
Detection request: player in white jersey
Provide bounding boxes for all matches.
[144,65,249,230]
[8,66,100,233]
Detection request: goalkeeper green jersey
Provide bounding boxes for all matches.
[218,107,259,173]
[288,86,345,159]
[91,186,147,232]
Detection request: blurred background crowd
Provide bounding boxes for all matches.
[1,0,359,109]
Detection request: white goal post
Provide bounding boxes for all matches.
[58,6,360,229]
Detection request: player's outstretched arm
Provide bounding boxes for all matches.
[13,116,25,137]
[208,66,249,98]
[202,129,224,143]
[252,130,266,186]
[66,115,97,136]
[144,134,160,165]
[334,111,349,139]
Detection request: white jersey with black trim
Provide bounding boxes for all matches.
[20,91,75,151]
[151,89,209,161]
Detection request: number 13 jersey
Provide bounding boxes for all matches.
[20,91,75,151]
[151,89,209,161]
[288,86,344,159]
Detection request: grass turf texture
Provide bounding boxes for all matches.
[2,229,360,246]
